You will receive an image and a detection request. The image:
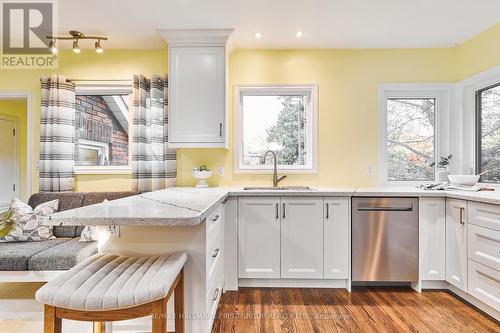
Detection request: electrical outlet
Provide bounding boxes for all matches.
[217,167,224,176]
[368,166,375,177]
[107,225,120,238]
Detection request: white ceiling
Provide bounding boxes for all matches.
[56,0,500,49]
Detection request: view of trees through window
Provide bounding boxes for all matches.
[477,84,500,183]
[387,98,435,181]
[242,94,307,167]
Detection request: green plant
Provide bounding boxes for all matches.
[199,164,209,171]
[0,209,16,238]
[430,155,453,168]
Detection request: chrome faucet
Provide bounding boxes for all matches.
[262,150,287,187]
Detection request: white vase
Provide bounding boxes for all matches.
[437,169,449,182]
[192,170,212,188]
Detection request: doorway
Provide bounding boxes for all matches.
[0,116,18,209]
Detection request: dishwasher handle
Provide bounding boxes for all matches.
[358,205,414,212]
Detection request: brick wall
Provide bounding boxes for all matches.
[75,95,129,166]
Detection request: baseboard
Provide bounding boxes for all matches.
[420,280,449,289]
[238,278,349,289]
[448,284,500,321]
[0,270,64,282]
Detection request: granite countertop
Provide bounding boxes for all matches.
[47,185,500,227]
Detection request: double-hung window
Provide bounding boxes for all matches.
[476,82,500,183]
[74,85,132,174]
[379,84,451,184]
[234,84,318,173]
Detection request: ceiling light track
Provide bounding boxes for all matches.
[46,31,108,54]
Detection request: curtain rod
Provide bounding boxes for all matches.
[66,79,132,82]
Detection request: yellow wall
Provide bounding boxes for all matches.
[456,23,500,80]
[0,49,167,194]
[0,100,27,200]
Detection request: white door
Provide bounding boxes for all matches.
[446,198,468,291]
[0,118,17,209]
[323,197,349,279]
[238,197,281,278]
[281,197,324,279]
[420,197,446,280]
[169,46,225,144]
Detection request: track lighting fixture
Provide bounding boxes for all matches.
[46,31,108,54]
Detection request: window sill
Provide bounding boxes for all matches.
[74,166,132,175]
[234,167,318,175]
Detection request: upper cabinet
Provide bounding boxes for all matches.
[159,29,233,148]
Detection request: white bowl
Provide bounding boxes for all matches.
[192,170,212,188]
[448,174,480,186]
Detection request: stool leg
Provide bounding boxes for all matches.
[151,298,167,333]
[174,269,184,333]
[93,321,106,333]
[44,305,62,333]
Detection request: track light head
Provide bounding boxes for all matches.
[95,40,103,53]
[48,40,57,54]
[72,40,80,53]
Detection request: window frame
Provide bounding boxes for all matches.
[475,81,500,182]
[74,83,133,175]
[233,84,318,174]
[378,84,452,185]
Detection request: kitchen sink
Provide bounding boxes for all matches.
[243,186,313,191]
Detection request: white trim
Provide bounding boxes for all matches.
[0,90,32,202]
[74,165,132,175]
[378,83,453,186]
[238,278,348,289]
[233,84,319,174]
[455,65,500,176]
[0,115,19,203]
[158,29,234,47]
[0,270,64,282]
[74,82,133,95]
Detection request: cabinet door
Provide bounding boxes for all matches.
[169,46,225,145]
[446,198,468,291]
[420,197,446,280]
[281,197,324,279]
[323,197,349,279]
[238,197,281,278]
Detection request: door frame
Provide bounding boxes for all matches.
[0,90,32,201]
[0,115,19,206]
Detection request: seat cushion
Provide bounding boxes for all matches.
[29,193,85,238]
[28,238,98,271]
[0,238,71,270]
[35,252,187,311]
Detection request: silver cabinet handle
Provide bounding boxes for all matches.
[212,288,220,301]
[275,203,279,220]
[212,215,220,223]
[459,207,465,225]
[219,123,223,137]
[358,206,413,212]
[282,203,286,219]
[326,202,330,219]
[212,248,220,258]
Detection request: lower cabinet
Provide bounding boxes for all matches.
[446,198,468,291]
[238,196,349,280]
[281,197,324,278]
[419,197,446,280]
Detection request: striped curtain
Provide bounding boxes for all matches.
[39,75,75,192]
[132,74,176,192]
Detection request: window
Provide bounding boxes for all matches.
[379,84,451,184]
[387,98,436,181]
[234,85,318,173]
[74,86,132,173]
[476,83,500,183]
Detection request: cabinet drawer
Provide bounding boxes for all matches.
[206,259,224,317]
[207,205,223,249]
[468,224,500,271]
[467,260,500,310]
[207,232,223,283]
[468,202,500,232]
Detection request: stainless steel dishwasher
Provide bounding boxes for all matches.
[352,197,418,282]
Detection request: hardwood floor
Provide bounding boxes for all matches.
[211,287,498,333]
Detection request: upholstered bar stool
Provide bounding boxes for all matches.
[35,252,187,333]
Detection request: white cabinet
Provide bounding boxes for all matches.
[238,197,281,278]
[161,29,232,148]
[323,197,349,279]
[281,197,324,279]
[419,197,446,280]
[446,198,468,291]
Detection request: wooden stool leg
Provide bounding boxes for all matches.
[174,269,185,333]
[93,321,106,333]
[152,298,167,333]
[44,305,62,333]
